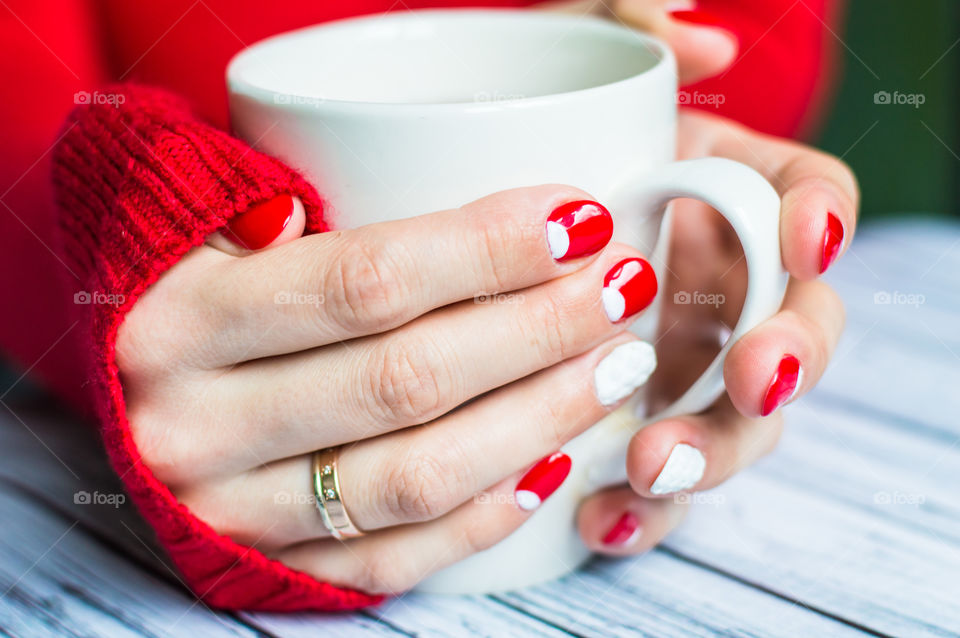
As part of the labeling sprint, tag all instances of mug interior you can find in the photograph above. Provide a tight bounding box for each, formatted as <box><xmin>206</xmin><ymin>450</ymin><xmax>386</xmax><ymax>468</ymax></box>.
<box><xmin>229</xmin><ymin>10</ymin><xmax>667</xmax><ymax>105</ymax></box>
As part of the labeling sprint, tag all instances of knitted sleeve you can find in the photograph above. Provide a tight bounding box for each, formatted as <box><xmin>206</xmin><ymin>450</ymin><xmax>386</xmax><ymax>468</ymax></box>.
<box><xmin>51</xmin><ymin>83</ymin><xmax>382</xmax><ymax>611</ymax></box>
<box><xmin>691</xmin><ymin>0</ymin><xmax>841</xmax><ymax>139</ymax></box>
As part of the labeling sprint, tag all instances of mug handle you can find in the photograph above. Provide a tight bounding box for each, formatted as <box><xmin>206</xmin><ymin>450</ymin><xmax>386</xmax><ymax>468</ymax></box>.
<box><xmin>582</xmin><ymin>157</ymin><xmax>788</xmax><ymax>490</ymax></box>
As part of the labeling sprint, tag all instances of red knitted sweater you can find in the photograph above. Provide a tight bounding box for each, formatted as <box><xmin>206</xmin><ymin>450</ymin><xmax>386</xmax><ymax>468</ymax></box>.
<box><xmin>1</xmin><ymin>0</ymin><xmax>838</xmax><ymax>612</ymax></box>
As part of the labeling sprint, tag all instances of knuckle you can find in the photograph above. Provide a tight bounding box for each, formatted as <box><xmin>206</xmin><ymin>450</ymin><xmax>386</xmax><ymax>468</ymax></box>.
<box><xmin>325</xmin><ymin>235</ymin><xmax>415</xmax><ymax>332</ymax></box>
<box><xmin>383</xmin><ymin>446</ymin><xmax>462</xmax><ymax>522</ymax></box>
<box><xmin>470</xmin><ymin>212</ymin><xmax>517</xmax><ymax>293</ymax></box>
<box><xmin>536</xmin><ymin>389</ymin><xmax>578</xmax><ymax>449</ymax></box>
<box><xmin>465</xmin><ymin>184</ymin><xmax>595</xmax><ymax>287</ymax></box>
<box><xmin>370</xmin><ymin>338</ymin><xmax>449</xmax><ymax>424</ymax></box>
<box><xmin>526</xmin><ymin>293</ymin><xmax>575</xmax><ymax>363</ymax></box>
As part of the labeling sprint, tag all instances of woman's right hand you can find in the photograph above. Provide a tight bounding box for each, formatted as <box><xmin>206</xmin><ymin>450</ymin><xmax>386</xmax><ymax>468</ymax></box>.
<box><xmin>116</xmin><ymin>184</ymin><xmax>665</xmax><ymax>594</ymax></box>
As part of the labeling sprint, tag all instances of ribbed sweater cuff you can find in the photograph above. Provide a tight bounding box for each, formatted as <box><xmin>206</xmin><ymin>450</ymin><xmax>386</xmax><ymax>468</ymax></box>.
<box><xmin>51</xmin><ymin>84</ymin><xmax>381</xmax><ymax>611</ymax></box>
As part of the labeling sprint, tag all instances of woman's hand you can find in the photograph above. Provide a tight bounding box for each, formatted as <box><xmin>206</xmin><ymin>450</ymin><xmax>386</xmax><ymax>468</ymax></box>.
<box><xmin>576</xmin><ymin>109</ymin><xmax>857</xmax><ymax>555</ymax></box>
<box><xmin>117</xmin><ymin>186</ymin><xmax>662</xmax><ymax>594</ymax></box>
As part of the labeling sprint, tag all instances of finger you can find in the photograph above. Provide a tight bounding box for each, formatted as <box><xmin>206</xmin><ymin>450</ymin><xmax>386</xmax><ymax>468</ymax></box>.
<box><xmin>272</xmin><ymin>476</ymin><xmax>529</xmax><ymax>595</ymax></box>
<box><xmin>723</xmin><ymin>278</ymin><xmax>844</xmax><ymax>418</ymax></box>
<box><xmin>215</xmin><ymin>245</ymin><xmax>657</xmax><ymax>466</ymax></box>
<box><xmin>625</xmin><ymin>397</ymin><xmax>781</xmax><ymax>498</ymax></box>
<box><xmin>206</xmin><ymin>194</ymin><xmax>306</xmax><ymax>255</ymax></box>
<box><xmin>613</xmin><ymin>1</ymin><xmax>739</xmax><ymax>85</ymax></box>
<box><xmin>179</xmin><ymin>185</ymin><xmax>614</xmax><ymax>367</ymax></box>
<box><xmin>199</xmin><ymin>333</ymin><xmax>655</xmax><ymax>544</ymax></box>
<box><xmin>677</xmin><ymin>110</ymin><xmax>860</xmax><ymax>280</ymax></box>
<box><xmin>577</xmin><ymin>485</ymin><xmax>688</xmax><ymax>555</ymax></box>
<box><xmin>625</xmin><ymin>279</ymin><xmax>844</xmax><ymax>498</ymax></box>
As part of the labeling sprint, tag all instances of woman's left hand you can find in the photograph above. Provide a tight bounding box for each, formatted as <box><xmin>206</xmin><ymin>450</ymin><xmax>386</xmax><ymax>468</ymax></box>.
<box><xmin>577</xmin><ymin>108</ymin><xmax>857</xmax><ymax>553</ymax></box>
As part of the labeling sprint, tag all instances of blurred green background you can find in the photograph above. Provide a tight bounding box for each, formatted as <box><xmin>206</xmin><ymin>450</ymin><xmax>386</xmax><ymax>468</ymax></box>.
<box><xmin>817</xmin><ymin>0</ymin><xmax>959</xmax><ymax>218</ymax></box>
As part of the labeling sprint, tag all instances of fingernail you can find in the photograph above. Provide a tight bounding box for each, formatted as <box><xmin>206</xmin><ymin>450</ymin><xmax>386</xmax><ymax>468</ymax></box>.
<box><xmin>602</xmin><ymin>511</ymin><xmax>642</xmax><ymax>546</ymax></box>
<box><xmin>669</xmin><ymin>9</ymin><xmax>727</xmax><ymax>29</ymax></box>
<box><xmin>602</xmin><ymin>257</ymin><xmax>658</xmax><ymax>322</ymax></box>
<box><xmin>546</xmin><ymin>200</ymin><xmax>614</xmax><ymax>262</ymax></box>
<box><xmin>515</xmin><ymin>452</ymin><xmax>571</xmax><ymax>511</ymax></box>
<box><xmin>669</xmin><ymin>9</ymin><xmax>738</xmax><ymax>47</ymax></box>
<box><xmin>224</xmin><ymin>193</ymin><xmax>294</xmax><ymax>250</ymax></box>
<box><xmin>650</xmin><ymin>443</ymin><xmax>706</xmax><ymax>495</ymax></box>
<box><xmin>819</xmin><ymin>212</ymin><xmax>844</xmax><ymax>274</ymax></box>
<box><xmin>760</xmin><ymin>354</ymin><xmax>803</xmax><ymax>416</ymax></box>
<box><xmin>594</xmin><ymin>341</ymin><xmax>658</xmax><ymax>406</ymax></box>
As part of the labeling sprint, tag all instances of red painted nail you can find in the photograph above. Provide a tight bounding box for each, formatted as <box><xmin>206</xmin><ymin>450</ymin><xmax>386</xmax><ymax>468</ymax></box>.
<box><xmin>545</xmin><ymin>200</ymin><xmax>614</xmax><ymax>262</ymax></box>
<box><xmin>602</xmin><ymin>511</ymin><xmax>641</xmax><ymax>546</ymax></box>
<box><xmin>224</xmin><ymin>193</ymin><xmax>294</xmax><ymax>250</ymax></box>
<box><xmin>602</xmin><ymin>258</ymin><xmax>658</xmax><ymax>322</ymax></box>
<box><xmin>760</xmin><ymin>354</ymin><xmax>802</xmax><ymax>416</ymax></box>
<box><xmin>515</xmin><ymin>452</ymin><xmax>572</xmax><ymax>511</ymax></box>
<box><xmin>669</xmin><ymin>9</ymin><xmax>728</xmax><ymax>29</ymax></box>
<box><xmin>819</xmin><ymin>212</ymin><xmax>844</xmax><ymax>274</ymax></box>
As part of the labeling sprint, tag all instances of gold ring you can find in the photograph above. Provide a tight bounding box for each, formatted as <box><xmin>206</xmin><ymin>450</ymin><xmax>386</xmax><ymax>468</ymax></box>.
<box><xmin>312</xmin><ymin>448</ymin><xmax>364</xmax><ymax>540</ymax></box>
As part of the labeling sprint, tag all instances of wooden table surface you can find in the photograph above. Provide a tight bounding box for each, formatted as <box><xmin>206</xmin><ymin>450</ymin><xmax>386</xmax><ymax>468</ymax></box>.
<box><xmin>2</xmin><ymin>219</ymin><xmax>959</xmax><ymax>638</ymax></box>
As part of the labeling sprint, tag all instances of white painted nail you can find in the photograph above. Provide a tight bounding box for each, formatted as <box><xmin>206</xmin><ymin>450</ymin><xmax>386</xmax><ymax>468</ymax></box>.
<box><xmin>650</xmin><ymin>443</ymin><xmax>706</xmax><ymax>495</ymax></box>
<box><xmin>601</xmin><ymin>287</ymin><xmax>626</xmax><ymax>322</ymax></box>
<box><xmin>545</xmin><ymin>220</ymin><xmax>570</xmax><ymax>260</ymax></box>
<box><xmin>594</xmin><ymin>341</ymin><xmax>658</xmax><ymax>407</ymax></box>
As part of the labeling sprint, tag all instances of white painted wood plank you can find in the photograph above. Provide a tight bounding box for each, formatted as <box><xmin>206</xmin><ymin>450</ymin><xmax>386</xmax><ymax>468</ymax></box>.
<box><xmin>371</xmin><ymin>594</ymin><xmax>575</xmax><ymax>638</ymax></box>
<box><xmin>764</xmin><ymin>399</ymin><xmax>960</xmax><ymax>544</ymax></box>
<box><xmin>496</xmin><ymin>550</ymin><xmax>872</xmax><ymax>637</ymax></box>
<box><xmin>0</xmin><ymin>487</ymin><xmax>261</xmax><ymax>638</ymax></box>
<box><xmin>662</xmin><ymin>471</ymin><xmax>960</xmax><ymax>637</ymax></box>
<box><xmin>0</xmin><ymin>403</ymin><xmax>163</xmax><ymax>572</ymax></box>
<box><xmin>248</xmin><ymin>594</ymin><xmax>575</xmax><ymax>638</ymax></box>
<box><xmin>240</xmin><ymin>610</ymin><xmax>409</xmax><ymax>638</ymax></box>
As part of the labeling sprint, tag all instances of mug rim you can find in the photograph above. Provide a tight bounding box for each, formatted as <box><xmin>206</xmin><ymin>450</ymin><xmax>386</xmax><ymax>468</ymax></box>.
<box><xmin>226</xmin><ymin>9</ymin><xmax>677</xmax><ymax>113</ymax></box>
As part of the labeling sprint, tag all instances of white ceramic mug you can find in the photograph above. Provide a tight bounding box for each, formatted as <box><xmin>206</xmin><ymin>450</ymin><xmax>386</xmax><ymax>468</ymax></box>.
<box><xmin>227</xmin><ymin>9</ymin><xmax>788</xmax><ymax>594</ymax></box>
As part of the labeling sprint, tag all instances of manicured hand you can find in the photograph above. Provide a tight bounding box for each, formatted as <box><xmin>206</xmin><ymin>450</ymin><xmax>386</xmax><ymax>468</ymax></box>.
<box><xmin>118</xmin><ymin>186</ymin><xmax>662</xmax><ymax>593</ymax></box>
<box><xmin>576</xmin><ymin>109</ymin><xmax>856</xmax><ymax>555</ymax></box>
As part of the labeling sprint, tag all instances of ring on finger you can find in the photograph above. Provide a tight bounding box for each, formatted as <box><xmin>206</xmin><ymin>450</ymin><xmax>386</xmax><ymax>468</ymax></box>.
<box><xmin>312</xmin><ymin>447</ymin><xmax>364</xmax><ymax>540</ymax></box>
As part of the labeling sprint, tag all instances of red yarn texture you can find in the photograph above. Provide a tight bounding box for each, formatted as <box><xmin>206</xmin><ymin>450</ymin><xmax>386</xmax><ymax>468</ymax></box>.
<box><xmin>51</xmin><ymin>85</ymin><xmax>381</xmax><ymax>611</ymax></box>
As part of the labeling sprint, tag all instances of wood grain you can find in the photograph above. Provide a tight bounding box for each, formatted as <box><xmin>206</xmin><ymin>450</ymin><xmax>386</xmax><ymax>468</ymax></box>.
<box><xmin>2</xmin><ymin>220</ymin><xmax>959</xmax><ymax>637</ymax></box>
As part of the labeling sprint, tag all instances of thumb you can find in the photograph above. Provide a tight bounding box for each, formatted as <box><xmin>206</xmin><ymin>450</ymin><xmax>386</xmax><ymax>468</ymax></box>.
<box><xmin>207</xmin><ymin>194</ymin><xmax>306</xmax><ymax>256</ymax></box>
<box><xmin>614</xmin><ymin>2</ymin><xmax>739</xmax><ymax>85</ymax></box>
